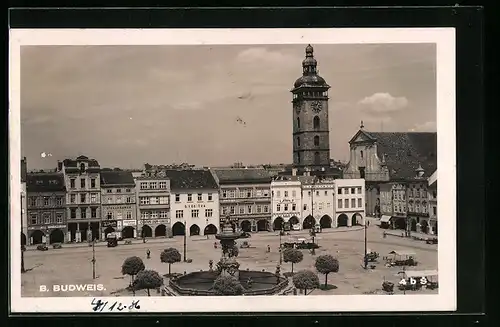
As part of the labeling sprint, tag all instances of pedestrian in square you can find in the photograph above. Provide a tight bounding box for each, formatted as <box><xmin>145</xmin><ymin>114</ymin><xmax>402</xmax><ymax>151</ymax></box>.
<box><xmin>267</xmin><ymin>245</ymin><xmax>271</xmax><ymax>253</ymax></box>
<box><xmin>146</xmin><ymin>249</ymin><xmax>151</xmax><ymax>259</ymax></box>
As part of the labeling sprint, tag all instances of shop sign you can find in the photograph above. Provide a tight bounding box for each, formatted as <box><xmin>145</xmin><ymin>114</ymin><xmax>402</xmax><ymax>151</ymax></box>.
<box><xmin>102</xmin><ymin>220</ymin><xmax>118</xmax><ymax>228</ymax></box>
<box><xmin>185</xmin><ymin>204</ymin><xmax>206</xmax><ymax>209</ymax></box>
<box><xmin>122</xmin><ymin>219</ymin><xmax>137</xmax><ymax>227</ymax></box>
<box><xmin>48</xmin><ymin>225</ymin><xmax>66</xmax><ymax>229</ymax></box>
<box><xmin>141</xmin><ymin>219</ymin><xmax>170</xmax><ymax>225</ymax></box>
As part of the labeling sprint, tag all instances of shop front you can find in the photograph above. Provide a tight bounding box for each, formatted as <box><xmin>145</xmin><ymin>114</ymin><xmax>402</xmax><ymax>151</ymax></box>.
<box><xmin>139</xmin><ymin>218</ymin><xmax>171</xmax><ymax>238</ymax></box>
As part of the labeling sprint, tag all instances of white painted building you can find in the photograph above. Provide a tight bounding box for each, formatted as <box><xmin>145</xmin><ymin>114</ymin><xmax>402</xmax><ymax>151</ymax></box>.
<box><xmin>300</xmin><ymin>176</ymin><xmax>336</xmax><ymax>229</ymax></box>
<box><xmin>163</xmin><ymin>169</ymin><xmax>220</xmax><ymax>237</ymax></box>
<box><xmin>270</xmin><ymin>175</ymin><xmax>302</xmax><ymax>230</ymax></box>
<box><xmin>334</xmin><ymin>178</ymin><xmax>366</xmax><ymax>227</ymax></box>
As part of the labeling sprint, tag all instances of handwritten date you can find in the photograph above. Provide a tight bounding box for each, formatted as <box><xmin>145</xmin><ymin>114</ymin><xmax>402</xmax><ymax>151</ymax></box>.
<box><xmin>91</xmin><ymin>298</ymin><xmax>141</xmax><ymax>312</ymax></box>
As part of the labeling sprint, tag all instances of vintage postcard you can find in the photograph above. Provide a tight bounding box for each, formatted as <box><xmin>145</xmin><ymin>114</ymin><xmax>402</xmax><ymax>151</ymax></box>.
<box><xmin>9</xmin><ymin>28</ymin><xmax>456</xmax><ymax>313</ymax></box>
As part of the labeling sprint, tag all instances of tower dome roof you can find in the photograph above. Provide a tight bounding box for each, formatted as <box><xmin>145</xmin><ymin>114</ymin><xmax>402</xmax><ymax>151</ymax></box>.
<box><xmin>293</xmin><ymin>44</ymin><xmax>329</xmax><ymax>89</ymax></box>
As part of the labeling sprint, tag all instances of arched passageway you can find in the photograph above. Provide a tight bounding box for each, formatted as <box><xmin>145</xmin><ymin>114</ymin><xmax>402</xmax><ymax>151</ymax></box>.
<box><xmin>273</xmin><ymin>217</ymin><xmax>284</xmax><ymax>231</ymax></box>
<box><xmin>320</xmin><ymin>215</ymin><xmax>332</xmax><ymax>228</ymax></box>
<box><xmin>155</xmin><ymin>224</ymin><xmax>167</xmax><ymax>237</ymax></box>
<box><xmin>21</xmin><ymin>232</ymin><xmax>27</xmax><ymax>246</ymax></box>
<box><xmin>172</xmin><ymin>222</ymin><xmax>185</xmax><ymax>236</ymax></box>
<box><xmin>190</xmin><ymin>224</ymin><xmax>200</xmax><ymax>236</ymax></box>
<box><xmin>351</xmin><ymin>213</ymin><xmax>363</xmax><ymax>226</ymax></box>
<box><xmin>122</xmin><ymin>226</ymin><xmax>135</xmax><ymax>239</ymax></box>
<box><xmin>394</xmin><ymin>218</ymin><xmax>406</xmax><ymax>230</ymax></box>
<box><xmin>302</xmin><ymin>215</ymin><xmax>315</xmax><ymax>230</ymax></box>
<box><xmin>49</xmin><ymin>229</ymin><xmax>65</xmax><ymax>244</ymax></box>
<box><xmin>30</xmin><ymin>230</ymin><xmax>44</xmax><ymax>245</ymax></box>
<box><xmin>257</xmin><ymin>220</ymin><xmax>269</xmax><ymax>232</ymax></box>
<box><xmin>104</xmin><ymin>226</ymin><xmax>115</xmax><ymax>237</ymax></box>
<box><xmin>241</xmin><ymin>220</ymin><xmax>251</xmax><ymax>232</ymax></box>
<box><xmin>337</xmin><ymin>214</ymin><xmax>348</xmax><ymax>227</ymax></box>
<box><xmin>204</xmin><ymin>224</ymin><xmax>217</xmax><ymax>235</ymax></box>
<box><xmin>141</xmin><ymin>225</ymin><xmax>153</xmax><ymax>238</ymax></box>
<box><xmin>289</xmin><ymin>216</ymin><xmax>299</xmax><ymax>226</ymax></box>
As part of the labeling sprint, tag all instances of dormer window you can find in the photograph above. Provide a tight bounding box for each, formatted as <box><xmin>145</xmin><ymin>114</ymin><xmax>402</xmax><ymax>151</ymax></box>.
<box><xmin>80</xmin><ymin>163</ymin><xmax>86</xmax><ymax>172</ymax></box>
<box><xmin>360</xmin><ymin>150</ymin><xmax>364</xmax><ymax>159</ymax></box>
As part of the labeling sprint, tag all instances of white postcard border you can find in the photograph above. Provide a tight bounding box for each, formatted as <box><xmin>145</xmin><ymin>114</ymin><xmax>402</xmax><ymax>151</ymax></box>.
<box><xmin>9</xmin><ymin>28</ymin><xmax>456</xmax><ymax>313</ymax></box>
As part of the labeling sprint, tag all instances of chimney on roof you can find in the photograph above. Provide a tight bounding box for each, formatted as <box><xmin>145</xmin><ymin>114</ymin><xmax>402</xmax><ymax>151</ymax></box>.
<box><xmin>415</xmin><ymin>164</ymin><xmax>425</xmax><ymax>178</ymax></box>
<box><xmin>57</xmin><ymin>160</ymin><xmax>63</xmax><ymax>172</ymax></box>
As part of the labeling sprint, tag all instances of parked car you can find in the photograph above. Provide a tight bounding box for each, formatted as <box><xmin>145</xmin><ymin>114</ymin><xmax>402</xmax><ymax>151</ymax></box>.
<box><xmin>36</xmin><ymin>244</ymin><xmax>48</xmax><ymax>251</ymax></box>
<box><xmin>106</xmin><ymin>233</ymin><xmax>118</xmax><ymax>247</ymax></box>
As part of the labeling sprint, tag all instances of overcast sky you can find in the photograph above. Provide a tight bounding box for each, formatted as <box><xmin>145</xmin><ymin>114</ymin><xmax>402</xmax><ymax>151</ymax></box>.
<box><xmin>21</xmin><ymin>43</ymin><xmax>436</xmax><ymax>170</ymax></box>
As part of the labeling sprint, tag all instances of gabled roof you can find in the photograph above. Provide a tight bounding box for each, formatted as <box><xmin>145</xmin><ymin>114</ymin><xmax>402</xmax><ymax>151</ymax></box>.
<box><xmin>348</xmin><ymin>129</ymin><xmax>377</xmax><ymax>144</ymax></box>
<box><xmin>63</xmin><ymin>157</ymin><xmax>100</xmax><ymax>168</ymax></box>
<box><xmin>100</xmin><ymin>170</ymin><xmax>135</xmax><ymax>186</ymax></box>
<box><xmin>213</xmin><ymin>168</ymin><xmax>278</xmax><ymax>184</ymax></box>
<box><xmin>364</xmin><ymin>131</ymin><xmax>437</xmax><ymax>181</ymax></box>
<box><xmin>163</xmin><ymin>169</ymin><xmax>218</xmax><ymax>190</ymax></box>
<box><xmin>26</xmin><ymin>173</ymin><xmax>66</xmax><ymax>193</ymax></box>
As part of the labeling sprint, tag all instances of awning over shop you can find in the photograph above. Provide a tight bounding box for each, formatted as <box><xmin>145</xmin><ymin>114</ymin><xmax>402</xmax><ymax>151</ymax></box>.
<box><xmin>380</xmin><ymin>215</ymin><xmax>392</xmax><ymax>223</ymax></box>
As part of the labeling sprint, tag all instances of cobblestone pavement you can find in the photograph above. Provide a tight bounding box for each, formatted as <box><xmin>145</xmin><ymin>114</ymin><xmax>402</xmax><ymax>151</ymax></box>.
<box><xmin>20</xmin><ymin>224</ymin><xmax>438</xmax><ymax>297</ymax></box>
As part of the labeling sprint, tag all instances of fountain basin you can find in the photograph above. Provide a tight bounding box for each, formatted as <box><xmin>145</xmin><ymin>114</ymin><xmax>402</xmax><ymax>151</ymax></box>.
<box><xmin>169</xmin><ymin>270</ymin><xmax>289</xmax><ymax>296</ymax></box>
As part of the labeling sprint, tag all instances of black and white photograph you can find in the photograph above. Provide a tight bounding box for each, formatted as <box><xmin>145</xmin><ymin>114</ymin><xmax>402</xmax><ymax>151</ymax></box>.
<box><xmin>9</xmin><ymin>28</ymin><xmax>456</xmax><ymax>313</ymax></box>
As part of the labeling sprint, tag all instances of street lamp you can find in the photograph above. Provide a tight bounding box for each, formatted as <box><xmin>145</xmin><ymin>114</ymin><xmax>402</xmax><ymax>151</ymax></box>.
<box><xmin>91</xmin><ymin>238</ymin><xmax>96</xmax><ymax>279</ymax></box>
<box><xmin>183</xmin><ymin>220</ymin><xmax>187</xmax><ymax>262</ymax></box>
<box><xmin>363</xmin><ymin>217</ymin><xmax>368</xmax><ymax>270</ymax></box>
<box><xmin>279</xmin><ymin>225</ymin><xmax>284</xmax><ymax>265</ymax></box>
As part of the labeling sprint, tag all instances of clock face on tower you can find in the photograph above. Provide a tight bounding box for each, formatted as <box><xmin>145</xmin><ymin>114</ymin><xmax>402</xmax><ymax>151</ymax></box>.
<box><xmin>294</xmin><ymin>102</ymin><xmax>303</xmax><ymax>114</ymax></box>
<box><xmin>311</xmin><ymin>100</ymin><xmax>322</xmax><ymax>113</ymax></box>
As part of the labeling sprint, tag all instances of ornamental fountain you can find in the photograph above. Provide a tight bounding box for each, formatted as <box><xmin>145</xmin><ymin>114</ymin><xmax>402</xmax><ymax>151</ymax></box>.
<box><xmin>167</xmin><ymin>216</ymin><xmax>291</xmax><ymax>296</ymax></box>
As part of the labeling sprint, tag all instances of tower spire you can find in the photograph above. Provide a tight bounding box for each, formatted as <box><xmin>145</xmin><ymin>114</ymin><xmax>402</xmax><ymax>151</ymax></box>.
<box><xmin>360</xmin><ymin>120</ymin><xmax>365</xmax><ymax>129</ymax></box>
<box><xmin>302</xmin><ymin>44</ymin><xmax>318</xmax><ymax>75</ymax></box>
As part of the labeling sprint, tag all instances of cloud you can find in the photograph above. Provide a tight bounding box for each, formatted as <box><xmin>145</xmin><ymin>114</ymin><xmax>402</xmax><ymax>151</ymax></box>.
<box><xmin>408</xmin><ymin>121</ymin><xmax>436</xmax><ymax>132</ymax></box>
<box><xmin>358</xmin><ymin>92</ymin><xmax>409</xmax><ymax>114</ymax></box>
<box><xmin>236</xmin><ymin>47</ymin><xmax>295</xmax><ymax>64</ymax></box>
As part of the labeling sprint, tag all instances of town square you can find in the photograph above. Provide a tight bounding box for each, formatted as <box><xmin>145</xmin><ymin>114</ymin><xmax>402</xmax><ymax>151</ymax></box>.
<box><xmin>18</xmin><ymin>42</ymin><xmax>439</xmax><ymax>297</ymax></box>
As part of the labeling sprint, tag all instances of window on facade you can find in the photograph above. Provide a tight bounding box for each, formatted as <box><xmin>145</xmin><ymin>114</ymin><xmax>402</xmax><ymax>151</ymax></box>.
<box><xmin>160</xmin><ymin>211</ymin><xmax>168</xmax><ymax>218</ymax></box>
<box><xmin>357</xmin><ymin>187</ymin><xmax>362</xmax><ymax>194</ymax></box>
<box><xmin>159</xmin><ymin>197</ymin><xmax>169</xmax><ymax>204</ymax></box>
<box><xmin>276</xmin><ymin>191</ymin><xmax>281</xmax><ymax>197</ymax></box>
<box><xmin>149</xmin><ymin>182</ymin><xmax>157</xmax><ymax>189</ymax></box>
<box><xmin>104</xmin><ymin>211</ymin><xmax>111</xmax><ymax>219</ymax></box>
<box><xmin>90</xmin><ymin>178</ymin><xmax>96</xmax><ymax>188</ymax></box>
<box><xmin>205</xmin><ymin>193</ymin><xmax>212</xmax><ymax>201</ymax></box>
<box><xmin>263</xmin><ymin>205</ymin><xmax>269</xmax><ymax>213</ymax></box>
<box><xmin>56</xmin><ymin>213</ymin><xmax>63</xmax><ymax>223</ymax></box>
<box><xmin>140</xmin><ymin>197</ymin><xmax>150</xmax><ymax>205</ymax></box>
<box><xmin>297</xmin><ymin>137</ymin><xmax>300</xmax><ymax>147</ymax></box>
<box><xmin>43</xmin><ymin>213</ymin><xmax>51</xmax><ymax>224</ymax></box>
<box><xmin>239</xmin><ymin>190</ymin><xmax>245</xmax><ymax>198</ymax></box>
<box><xmin>292</xmin><ymin>204</ymin><xmax>296</xmax><ymax>211</ymax></box>
<box><xmin>70</xmin><ymin>209</ymin><xmax>76</xmax><ymax>219</ymax></box>
<box><xmin>256</xmin><ymin>205</ymin><xmax>262</xmax><ymax>213</ymax></box>
<box><xmin>303</xmin><ymin>204</ymin><xmax>307</xmax><ymax>211</ymax></box>
<box><xmin>222</xmin><ymin>190</ymin><xmax>227</xmax><ymax>198</ymax></box>
<box><xmin>313</xmin><ymin>116</ymin><xmax>320</xmax><ymax>129</ymax></box>
<box><xmin>359</xmin><ymin>167</ymin><xmax>366</xmax><ymax>179</ymax></box>
<box><xmin>159</xmin><ymin>182</ymin><xmax>167</xmax><ymax>189</ymax></box>
<box><xmin>127</xmin><ymin>211</ymin><xmax>132</xmax><ymax>219</ymax></box>
<box><xmin>222</xmin><ymin>207</ymin><xmax>228</xmax><ymax>215</ymax></box>
<box><xmin>276</xmin><ymin>204</ymin><xmax>281</xmax><ymax>212</ymax></box>
<box><xmin>311</xmin><ymin>152</ymin><xmax>322</xmax><ymax>168</ymax></box>
<box><xmin>91</xmin><ymin>193</ymin><xmax>97</xmax><ymax>203</ymax></box>
<box><xmin>433</xmin><ymin>207</ymin><xmax>437</xmax><ymax>215</ymax></box>
<box><xmin>149</xmin><ymin>197</ymin><xmax>158</xmax><ymax>205</ymax></box>
<box><xmin>187</xmin><ymin>194</ymin><xmax>192</xmax><ymax>202</ymax></box>
<box><xmin>116</xmin><ymin>188</ymin><xmax>121</xmax><ymax>193</ymax></box>
<box><xmin>245</xmin><ymin>190</ymin><xmax>251</xmax><ymax>198</ymax></box>
<box><xmin>149</xmin><ymin>211</ymin><xmax>157</xmax><ymax>219</ymax></box>
<box><xmin>239</xmin><ymin>206</ymin><xmax>245</xmax><ymax>214</ymax></box>
<box><xmin>318</xmin><ymin>203</ymin><xmax>323</xmax><ymax>210</ymax></box>
<box><xmin>29</xmin><ymin>197</ymin><xmax>36</xmax><ymax>207</ymax></box>
<box><xmin>316</xmin><ymin>191</ymin><xmax>319</xmax><ymax>196</ymax></box>
<box><xmin>197</xmin><ymin>193</ymin><xmax>203</xmax><ymax>201</ymax></box>
<box><xmin>292</xmin><ymin>190</ymin><xmax>296</xmax><ymax>198</ymax></box>
<box><xmin>337</xmin><ymin>188</ymin><xmax>342</xmax><ymax>195</ymax></box>
<box><xmin>70</xmin><ymin>179</ymin><xmax>76</xmax><ymax>189</ymax></box>
<box><xmin>230</xmin><ymin>206</ymin><xmax>235</xmax><ymax>214</ymax></box>
<box><xmin>116</xmin><ymin>197</ymin><xmax>122</xmax><ymax>204</ymax></box>
<box><xmin>116</xmin><ymin>212</ymin><xmax>123</xmax><ymax>220</ymax></box>
<box><xmin>263</xmin><ymin>190</ymin><xmax>269</xmax><ymax>197</ymax></box>
<box><xmin>176</xmin><ymin>210</ymin><xmax>183</xmax><ymax>219</ymax></box>
<box><xmin>56</xmin><ymin>196</ymin><xmax>63</xmax><ymax>206</ymax></box>
<box><xmin>360</xmin><ymin>150</ymin><xmax>364</xmax><ymax>159</ymax></box>
<box><xmin>80</xmin><ymin>178</ymin><xmax>86</xmax><ymax>188</ymax></box>
<box><xmin>141</xmin><ymin>211</ymin><xmax>149</xmax><ymax>219</ymax></box>
<box><xmin>284</xmin><ymin>204</ymin><xmax>289</xmax><ymax>211</ymax></box>
<box><xmin>205</xmin><ymin>209</ymin><xmax>213</xmax><ymax>218</ymax></box>
<box><xmin>30</xmin><ymin>214</ymin><xmax>38</xmax><ymax>225</ymax></box>
<box><xmin>126</xmin><ymin>188</ymin><xmax>131</xmax><ymax>193</ymax></box>
<box><xmin>80</xmin><ymin>194</ymin><xmax>86</xmax><ymax>204</ymax></box>
<box><xmin>314</xmin><ymin>135</ymin><xmax>320</xmax><ymax>146</ymax></box>
<box><xmin>297</xmin><ymin>117</ymin><xmax>300</xmax><ymax>129</ymax></box>
<box><xmin>297</xmin><ymin>152</ymin><xmax>301</xmax><ymax>164</ymax></box>
<box><xmin>284</xmin><ymin>191</ymin><xmax>288</xmax><ymax>197</ymax></box>
<box><xmin>91</xmin><ymin>208</ymin><xmax>97</xmax><ymax>218</ymax></box>
<box><xmin>191</xmin><ymin>209</ymin><xmax>199</xmax><ymax>218</ymax></box>
<box><xmin>81</xmin><ymin>208</ymin><xmax>87</xmax><ymax>219</ymax></box>
<box><xmin>44</xmin><ymin>197</ymin><xmax>50</xmax><ymax>206</ymax></box>
<box><xmin>175</xmin><ymin>194</ymin><xmax>180</xmax><ymax>202</ymax></box>
<box><xmin>140</xmin><ymin>182</ymin><xmax>147</xmax><ymax>190</ymax></box>
<box><xmin>344</xmin><ymin>199</ymin><xmax>349</xmax><ymax>208</ymax></box>
<box><xmin>126</xmin><ymin>197</ymin><xmax>132</xmax><ymax>203</ymax></box>
<box><xmin>351</xmin><ymin>188</ymin><xmax>355</xmax><ymax>194</ymax></box>
<box><xmin>247</xmin><ymin>205</ymin><xmax>252</xmax><ymax>214</ymax></box>
<box><xmin>358</xmin><ymin>198</ymin><xmax>362</xmax><ymax>207</ymax></box>
<box><xmin>107</xmin><ymin>189</ymin><xmax>112</xmax><ymax>193</ymax></box>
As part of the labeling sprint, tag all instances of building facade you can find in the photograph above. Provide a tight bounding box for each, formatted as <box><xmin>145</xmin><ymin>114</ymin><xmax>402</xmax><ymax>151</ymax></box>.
<box><xmin>428</xmin><ymin>170</ymin><xmax>438</xmax><ymax>235</ymax></box>
<box><xmin>26</xmin><ymin>173</ymin><xmax>66</xmax><ymax>245</ymax></box>
<box><xmin>291</xmin><ymin>44</ymin><xmax>331</xmax><ymax>172</ymax></box>
<box><xmin>334</xmin><ymin>178</ymin><xmax>366</xmax><ymax>227</ymax></box>
<box><xmin>213</xmin><ymin>168</ymin><xmax>276</xmax><ymax>233</ymax></box>
<box><xmin>100</xmin><ymin>170</ymin><xmax>137</xmax><ymax>239</ymax></box>
<box><xmin>406</xmin><ymin>166</ymin><xmax>431</xmax><ymax>234</ymax></box>
<box><xmin>300</xmin><ymin>175</ymin><xmax>336</xmax><ymax>230</ymax></box>
<box><xmin>135</xmin><ymin>172</ymin><xmax>171</xmax><ymax>239</ymax></box>
<box><xmin>343</xmin><ymin>126</ymin><xmax>437</xmax><ymax>217</ymax></box>
<box><xmin>164</xmin><ymin>169</ymin><xmax>220</xmax><ymax>237</ymax></box>
<box><xmin>58</xmin><ymin>156</ymin><xmax>101</xmax><ymax>242</ymax></box>
<box><xmin>271</xmin><ymin>175</ymin><xmax>303</xmax><ymax>230</ymax></box>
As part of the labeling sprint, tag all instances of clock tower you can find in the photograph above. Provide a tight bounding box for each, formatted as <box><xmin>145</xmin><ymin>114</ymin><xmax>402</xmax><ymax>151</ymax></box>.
<box><xmin>291</xmin><ymin>44</ymin><xmax>331</xmax><ymax>171</ymax></box>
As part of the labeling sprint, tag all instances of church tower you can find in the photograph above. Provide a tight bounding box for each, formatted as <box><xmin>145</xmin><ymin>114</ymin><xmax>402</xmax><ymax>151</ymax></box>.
<box><xmin>291</xmin><ymin>44</ymin><xmax>331</xmax><ymax>171</ymax></box>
